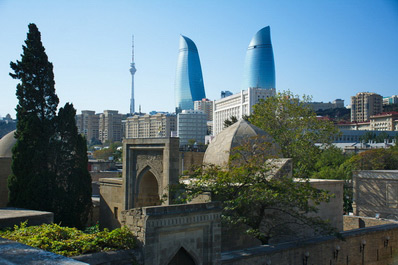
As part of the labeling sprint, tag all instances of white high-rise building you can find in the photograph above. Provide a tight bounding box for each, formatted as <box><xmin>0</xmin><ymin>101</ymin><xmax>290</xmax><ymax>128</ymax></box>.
<box><xmin>213</xmin><ymin>87</ymin><xmax>275</xmax><ymax>135</ymax></box>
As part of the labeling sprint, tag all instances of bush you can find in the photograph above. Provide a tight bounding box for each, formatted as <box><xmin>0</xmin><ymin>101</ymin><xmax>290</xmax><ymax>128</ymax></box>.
<box><xmin>0</xmin><ymin>222</ymin><xmax>136</xmax><ymax>257</ymax></box>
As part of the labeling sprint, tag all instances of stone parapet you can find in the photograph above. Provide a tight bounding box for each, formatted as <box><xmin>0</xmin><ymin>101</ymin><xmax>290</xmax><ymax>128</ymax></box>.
<box><xmin>222</xmin><ymin>223</ymin><xmax>398</xmax><ymax>265</ymax></box>
<box><xmin>344</xmin><ymin>215</ymin><xmax>398</xmax><ymax>231</ymax></box>
<box><xmin>0</xmin><ymin>208</ymin><xmax>53</xmax><ymax>229</ymax></box>
<box><xmin>0</xmin><ymin>237</ymin><xmax>87</xmax><ymax>264</ymax></box>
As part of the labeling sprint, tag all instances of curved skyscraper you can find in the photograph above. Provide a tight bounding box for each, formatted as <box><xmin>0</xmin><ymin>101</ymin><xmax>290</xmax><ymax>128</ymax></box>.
<box><xmin>175</xmin><ymin>35</ymin><xmax>206</xmax><ymax>112</ymax></box>
<box><xmin>242</xmin><ymin>26</ymin><xmax>275</xmax><ymax>90</ymax></box>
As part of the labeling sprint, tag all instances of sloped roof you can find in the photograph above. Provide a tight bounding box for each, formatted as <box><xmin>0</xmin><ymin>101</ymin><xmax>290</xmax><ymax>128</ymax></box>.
<box><xmin>203</xmin><ymin>120</ymin><xmax>280</xmax><ymax>166</ymax></box>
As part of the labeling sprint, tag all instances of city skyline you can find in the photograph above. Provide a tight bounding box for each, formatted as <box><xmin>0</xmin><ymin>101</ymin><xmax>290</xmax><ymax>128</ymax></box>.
<box><xmin>0</xmin><ymin>0</ymin><xmax>397</xmax><ymax>118</ymax></box>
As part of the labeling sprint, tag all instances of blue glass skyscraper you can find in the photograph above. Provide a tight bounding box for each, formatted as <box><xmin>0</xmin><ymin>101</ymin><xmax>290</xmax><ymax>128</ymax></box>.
<box><xmin>175</xmin><ymin>35</ymin><xmax>206</xmax><ymax>112</ymax></box>
<box><xmin>242</xmin><ymin>26</ymin><xmax>276</xmax><ymax>90</ymax></box>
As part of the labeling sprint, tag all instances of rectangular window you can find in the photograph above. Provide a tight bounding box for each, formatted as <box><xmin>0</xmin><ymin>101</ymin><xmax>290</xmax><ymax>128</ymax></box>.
<box><xmin>114</xmin><ymin>207</ymin><xmax>118</xmax><ymax>219</ymax></box>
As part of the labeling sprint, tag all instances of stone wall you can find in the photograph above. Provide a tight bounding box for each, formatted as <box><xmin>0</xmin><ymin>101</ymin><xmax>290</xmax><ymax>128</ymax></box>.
<box><xmin>99</xmin><ymin>177</ymin><xmax>123</xmax><ymax>229</ymax></box>
<box><xmin>222</xmin><ymin>223</ymin><xmax>398</xmax><ymax>265</ymax></box>
<box><xmin>310</xmin><ymin>179</ymin><xmax>344</xmax><ymax>232</ymax></box>
<box><xmin>344</xmin><ymin>215</ymin><xmax>398</xmax><ymax>231</ymax></box>
<box><xmin>121</xmin><ymin>202</ymin><xmax>222</xmax><ymax>265</ymax></box>
<box><xmin>0</xmin><ymin>209</ymin><xmax>53</xmax><ymax>229</ymax></box>
<box><xmin>91</xmin><ymin>171</ymin><xmax>120</xmax><ymax>182</ymax></box>
<box><xmin>353</xmin><ymin>170</ymin><xmax>398</xmax><ymax>219</ymax></box>
<box><xmin>0</xmin><ymin>157</ymin><xmax>11</xmax><ymax>207</ymax></box>
<box><xmin>179</xmin><ymin>151</ymin><xmax>205</xmax><ymax>174</ymax></box>
<box><xmin>73</xmin><ymin>249</ymin><xmax>143</xmax><ymax>265</ymax></box>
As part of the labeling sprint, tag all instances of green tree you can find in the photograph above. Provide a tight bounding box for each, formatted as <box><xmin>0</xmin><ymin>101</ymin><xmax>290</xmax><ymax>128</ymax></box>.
<box><xmin>177</xmin><ymin>140</ymin><xmax>336</xmax><ymax>244</ymax></box>
<box><xmin>52</xmin><ymin>103</ymin><xmax>92</xmax><ymax>228</ymax></box>
<box><xmin>8</xmin><ymin>23</ymin><xmax>59</xmax><ymax>209</ymax></box>
<box><xmin>8</xmin><ymin>24</ymin><xmax>92</xmax><ymax>228</ymax></box>
<box><xmin>360</xmin><ymin>131</ymin><xmax>376</xmax><ymax>143</ymax></box>
<box><xmin>311</xmin><ymin>146</ymin><xmax>349</xmax><ymax>180</ymax></box>
<box><xmin>249</xmin><ymin>91</ymin><xmax>339</xmax><ymax>178</ymax></box>
<box><xmin>311</xmin><ymin>146</ymin><xmax>353</xmax><ymax>213</ymax></box>
<box><xmin>346</xmin><ymin>148</ymin><xmax>398</xmax><ymax>170</ymax></box>
<box><xmin>93</xmin><ymin>141</ymin><xmax>122</xmax><ymax>162</ymax></box>
<box><xmin>223</xmin><ymin>116</ymin><xmax>238</xmax><ymax>128</ymax></box>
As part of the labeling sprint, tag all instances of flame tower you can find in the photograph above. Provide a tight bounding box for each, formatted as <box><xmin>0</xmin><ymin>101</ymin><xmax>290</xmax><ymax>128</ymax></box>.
<box><xmin>242</xmin><ymin>26</ymin><xmax>275</xmax><ymax>90</ymax></box>
<box><xmin>130</xmin><ymin>35</ymin><xmax>136</xmax><ymax>114</ymax></box>
<box><xmin>174</xmin><ymin>35</ymin><xmax>206</xmax><ymax>112</ymax></box>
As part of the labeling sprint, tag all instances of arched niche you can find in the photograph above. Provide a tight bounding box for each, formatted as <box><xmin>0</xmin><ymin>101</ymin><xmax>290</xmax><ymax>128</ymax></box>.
<box><xmin>136</xmin><ymin>169</ymin><xmax>161</xmax><ymax>207</ymax></box>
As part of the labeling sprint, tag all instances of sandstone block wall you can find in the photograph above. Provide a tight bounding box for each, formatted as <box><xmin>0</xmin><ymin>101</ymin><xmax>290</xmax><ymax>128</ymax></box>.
<box><xmin>344</xmin><ymin>215</ymin><xmax>398</xmax><ymax>231</ymax></box>
<box><xmin>310</xmin><ymin>179</ymin><xmax>344</xmax><ymax>232</ymax></box>
<box><xmin>353</xmin><ymin>170</ymin><xmax>398</xmax><ymax>219</ymax></box>
<box><xmin>179</xmin><ymin>151</ymin><xmax>205</xmax><ymax>174</ymax></box>
<box><xmin>99</xmin><ymin>177</ymin><xmax>123</xmax><ymax>229</ymax></box>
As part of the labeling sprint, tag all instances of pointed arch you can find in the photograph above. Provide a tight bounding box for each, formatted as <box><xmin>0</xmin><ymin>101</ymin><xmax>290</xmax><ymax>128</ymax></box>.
<box><xmin>166</xmin><ymin>247</ymin><xmax>197</xmax><ymax>265</ymax></box>
<box><xmin>135</xmin><ymin>166</ymin><xmax>161</xmax><ymax>207</ymax></box>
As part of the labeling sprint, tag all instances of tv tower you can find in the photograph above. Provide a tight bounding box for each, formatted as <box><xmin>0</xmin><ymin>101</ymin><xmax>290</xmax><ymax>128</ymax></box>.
<box><xmin>129</xmin><ymin>35</ymin><xmax>136</xmax><ymax>114</ymax></box>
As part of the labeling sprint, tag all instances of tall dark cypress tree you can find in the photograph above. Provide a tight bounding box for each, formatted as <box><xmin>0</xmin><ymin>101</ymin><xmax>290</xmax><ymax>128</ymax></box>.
<box><xmin>52</xmin><ymin>103</ymin><xmax>92</xmax><ymax>228</ymax></box>
<box><xmin>9</xmin><ymin>23</ymin><xmax>59</xmax><ymax>210</ymax></box>
<box><xmin>9</xmin><ymin>24</ymin><xmax>92</xmax><ymax>228</ymax></box>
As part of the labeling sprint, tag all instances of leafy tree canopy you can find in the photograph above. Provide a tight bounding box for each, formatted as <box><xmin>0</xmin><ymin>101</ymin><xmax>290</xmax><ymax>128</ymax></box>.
<box><xmin>345</xmin><ymin>147</ymin><xmax>398</xmax><ymax>171</ymax></box>
<box><xmin>249</xmin><ymin>91</ymin><xmax>339</xmax><ymax>178</ymax></box>
<box><xmin>93</xmin><ymin>141</ymin><xmax>122</xmax><ymax>162</ymax></box>
<box><xmin>176</xmin><ymin>139</ymin><xmax>336</xmax><ymax>244</ymax></box>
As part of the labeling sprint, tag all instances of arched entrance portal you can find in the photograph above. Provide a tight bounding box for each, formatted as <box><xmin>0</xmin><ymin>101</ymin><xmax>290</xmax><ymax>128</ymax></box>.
<box><xmin>136</xmin><ymin>170</ymin><xmax>161</xmax><ymax>207</ymax></box>
<box><xmin>167</xmin><ymin>248</ymin><xmax>196</xmax><ymax>265</ymax></box>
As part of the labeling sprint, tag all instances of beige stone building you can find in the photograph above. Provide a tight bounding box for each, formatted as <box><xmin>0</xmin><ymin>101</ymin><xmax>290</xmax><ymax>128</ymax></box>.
<box><xmin>75</xmin><ymin>110</ymin><xmax>100</xmax><ymax>142</ymax></box>
<box><xmin>99</xmin><ymin>110</ymin><xmax>125</xmax><ymax>143</ymax></box>
<box><xmin>194</xmin><ymin>98</ymin><xmax>213</xmax><ymax>121</ymax></box>
<box><xmin>351</xmin><ymin>92</ymin><xmax>383</xmax><ymax>122</ymax></box>
<box><xmin>124</xmin><ymin>113</ymin><xmax>176</xmax><ymax>139</ymax></box>
<box><xmin>336</xmin><ymin>121</ymin><xmax>371</xmax><ymax>131</ymax></box>
<box><xmin>370</xmin><ymin>112</ymin><xmax>398</xmax><ymax>131</ymax></box>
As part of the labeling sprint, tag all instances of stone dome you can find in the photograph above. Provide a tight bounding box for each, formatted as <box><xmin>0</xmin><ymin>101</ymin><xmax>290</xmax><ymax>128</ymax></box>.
<box><xmin>203</xmin><ymin>120</ymin><xmax>280</xmax><ymax>166</ymax></box>
<box><xmin>0</xmin><ymin>130</ymin><xmax>16</xmax><ymax>158</ymax></box>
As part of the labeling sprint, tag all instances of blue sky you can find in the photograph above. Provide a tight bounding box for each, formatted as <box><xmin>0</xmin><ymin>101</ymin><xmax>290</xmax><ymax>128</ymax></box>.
<box><xmin>0</xmin><ymin>0</ymin><xmax>397</xmax><ymax>118</ymax></box>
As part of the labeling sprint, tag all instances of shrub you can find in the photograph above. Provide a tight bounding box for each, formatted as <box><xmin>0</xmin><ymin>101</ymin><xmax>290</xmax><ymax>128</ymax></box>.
<box><xmin>0</xmin><ymin>222</ymin><xmax>136</xmax><ymax>257</ymax></box>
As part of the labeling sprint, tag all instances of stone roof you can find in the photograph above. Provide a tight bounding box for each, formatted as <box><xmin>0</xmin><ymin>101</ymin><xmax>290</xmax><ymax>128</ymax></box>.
<box><xmin>203</xmin><ymin>120</ymin><xmax>280</xmax><ymax>166</ymax></box>
<box><xmin>0</xmin><ymin>130</ymin><xmax>16</xmax><ymax>158</ymax></box>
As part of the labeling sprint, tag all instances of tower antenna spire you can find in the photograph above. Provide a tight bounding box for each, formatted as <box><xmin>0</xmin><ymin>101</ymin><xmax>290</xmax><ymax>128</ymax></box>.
<box><xmin>130</xmin><ymin>35</ymin><xmax>137</xmax><ymax>114</ymax></box>
<box><xmin>132</xmin><ymin>35</ymin><xmax>135</xmax><ymax>63</ymax></box>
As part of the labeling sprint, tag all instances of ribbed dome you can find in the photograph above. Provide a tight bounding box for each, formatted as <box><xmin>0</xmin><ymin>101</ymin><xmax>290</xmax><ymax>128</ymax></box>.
<box><xmin>203</xmin><ymin>120</ymin><xmax>280</xmax><ymax>166</ymax></box>
<box><xmin>0</xmin><ymin>130</ymin><xmax>16</xmax><ymax>158</ymax></box>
